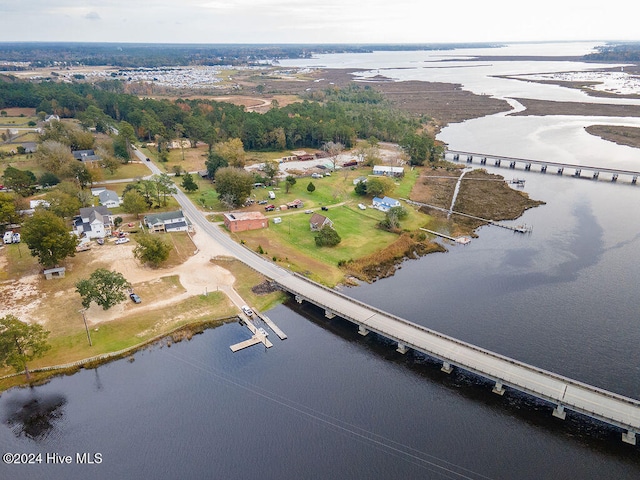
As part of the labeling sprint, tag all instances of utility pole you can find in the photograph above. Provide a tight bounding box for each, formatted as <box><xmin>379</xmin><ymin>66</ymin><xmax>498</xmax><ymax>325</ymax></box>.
<box><xmin>79</xmin><ymin>309</ymin><xmax>92</xmax><ymax>346</ymax></box>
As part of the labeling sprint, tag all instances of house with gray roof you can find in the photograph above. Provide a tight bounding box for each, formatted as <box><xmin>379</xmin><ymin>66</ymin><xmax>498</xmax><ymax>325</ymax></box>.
<box><xmin>144</xmin><ymin>210</ymin><xmax>190</xmax><ymax>233</ymax></box>
<box><xmin>73</xmin><ymin>206</ymin><xmax>113</xmax><ymax>239</ymax></box>
<box><xmin>73</xmin><ymin>149</ymin><xmax>101</xmax><ymax>162</ymax></box>
<box><xmin>98</xmin><ymin>189</ymin><xmax>120</xmax><ymax>208</ymax></box>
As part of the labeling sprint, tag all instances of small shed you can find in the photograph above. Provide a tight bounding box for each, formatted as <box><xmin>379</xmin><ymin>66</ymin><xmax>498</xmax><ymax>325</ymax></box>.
<box><xmin>43</xmin><ymin>267</ymin><xmax>66</xmax><ymax>279</ymax></box>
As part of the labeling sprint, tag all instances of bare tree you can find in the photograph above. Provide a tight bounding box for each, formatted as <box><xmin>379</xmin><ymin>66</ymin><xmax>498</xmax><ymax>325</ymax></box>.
<box><xmin>322</xmin><ymin>141</ymin><xmax>344</xmax><ymax>172</ymax></box>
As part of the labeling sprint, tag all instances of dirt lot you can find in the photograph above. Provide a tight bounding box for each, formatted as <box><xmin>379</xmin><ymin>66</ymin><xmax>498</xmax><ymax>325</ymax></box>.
<box><xmin>0</xmin><ymin>227</ymin><xmax>237</xmax><ymax>329</ymax></box>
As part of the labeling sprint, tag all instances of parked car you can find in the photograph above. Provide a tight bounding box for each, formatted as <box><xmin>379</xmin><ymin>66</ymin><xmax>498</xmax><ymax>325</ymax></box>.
<box><xmin>258</xmin><ymin>200</ymin><xmax>268</xmax><ymax>205</ymax></box>
<box><xmin>96</xmin><ymin>238</ymin><xmax>105</xmax><ymax>245</ymax></box>
<box><xmin>268</xmin><ymin>191</ymin><xmax>276</xmax><ymax>199</ymax></box>
<box><xmin>3</xmin><ymin>231</ymin><xmax>13</xmax><ymax>244</ymax></box>
<box><xmin>115</xmin><ymin>237</ymin><xmax>130</xmax><ymax>244</ymax></box>
<box><xmin>321</xmin><ymin>206</ymin><xmax>329</xmax><ymax>211</ymax></box>
<box><xmin>305</xmin><ymin>209</ymin><xmax>313</xmax><ymax>214</ymax></box>
<box><xmin>241</xmin><ymin>305</ymin><xmax>254</xmax><ymax>317</ymax></box>
<box><xmin>273</xmin><ymin>217</ymin><xmax>282</xmax><ymax>224</ymax></box>
<box><xmin>130</xmin><ymin>293</ymin><xmax>141</xmax><ymax>304</ymax></box>
<box><xmin>264</xmin><ymin>204</ymin><xmax>275</xmax><ymax>211</ymax></box>
<box><xmin>358</xmin><ymin>203</ymin><xmax>366</xmax><ymax>210</ymax></box>
<box><xmin>145</xmin><ymin>157</ymin><xmax>150</xmax><ymax>162</ymax></box>
<box><xmin>311</xmin><ymin>173</ymin><xmax>322</xmax><ymax>179</ymax></box>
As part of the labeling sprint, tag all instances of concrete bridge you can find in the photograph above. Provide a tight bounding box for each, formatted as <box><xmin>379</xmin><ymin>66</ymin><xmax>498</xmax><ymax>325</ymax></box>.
<box><xmin>446</xmin><ymin>149</ymin><xmax>640</xmax><ymax>184</ymax></box>
<box><xmin>135</xmin><ymin>148</ymin><xmax>640</xmax><ymax>446</ymax></box>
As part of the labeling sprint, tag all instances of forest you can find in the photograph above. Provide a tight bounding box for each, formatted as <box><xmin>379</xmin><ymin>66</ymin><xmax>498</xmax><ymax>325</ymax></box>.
<box><xmin>0</xmin><ymin>77</ymin><xmax>423</xmax><ymax>152</ymax></box>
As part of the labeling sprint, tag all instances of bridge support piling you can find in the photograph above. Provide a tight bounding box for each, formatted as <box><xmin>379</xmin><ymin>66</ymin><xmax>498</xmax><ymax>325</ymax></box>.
<box><xmin>295</xmin><ymin>295</ymin><xmax>303</xmax><ymax>304</ymax></box>
<box><xmin>325</xmin><ymin>310</ymin><xmax>335</xmax><ymax>319</ymax></box>
<box><xmin>552</xmin><ymin>404</ymin><xmax>567</xmax><ymax>420</ymax></box>
<box><xmin>557</xmin><ymin>167</ymin><xmax>564</xmax><ymax>175</ymax></box>
<box><xmin>494</xmin><ymin>159</ymin><xmax>501</xmax><ymax>167</ymax></box>
<box><xmin>492</xmin><ymin>381</ymin><xmax>506</xmax><ymax>396</ymax></box>
<box><xmin>441</xmin><ymin>362</ymin><xmax>453</xmax><ymax>374</ymax></box>
<box><xmin>574</xmin><ymin>169</ymin><xmax>581</xmax><ymax>177</ymax></box>
<box><xmin>466</xmin><ymin>155</ymin><xmax>473</xmax><ymax>163</ymax></box>
<box><xmin>525</xmin><ymin>163</ymin><xmax>531</xmax><ymax>171</ymax></box>
<box><xmin>358</xmin><ymin>325</ymin><xmax>369</xmax><ymax>336</ymax></box>
<box><xmin>509</xmin><ymin>161</ymin><xmax>516</xmax><ymax>169</ymax></box>
<box><xmin>481</xmin><ymin>157</ymin><xmax>487</xmax><ymax>165</ymax></box>
<box><xmin>541</xmin><ymin>165</ymin><xmax>547</xmax><ymax>173</ymax></box>
<box><xmin>612</xmin><ymin>173</ymin><xmax>618</xmax><ymax>182</ymax></box>
<box><xmin>396</xmin><ymin>343</ymin><xmax>409</xmax><ymax>354</ymax></box>
<box><xmin>453</xmin><ymin>154</ymin><xmax>459</xmax><ymax>161</ymax></box>
<box><xmin>593</xmin><ymin>171</ymin><xmax>599</xmax><ymax>180</ymax></box>
<box><xmin>622</xmin><ymin>430</ymin><xmax>637</xmax><ymax>445</ymax></box>
<box><xmin>633</xmin><ymin>176</ymin><xmax>638</xmax><ymax>184</ymax></box>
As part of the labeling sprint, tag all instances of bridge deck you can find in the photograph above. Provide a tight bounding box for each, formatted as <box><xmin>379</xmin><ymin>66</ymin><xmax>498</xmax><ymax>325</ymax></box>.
<box><xmin>446</xmin><ymin>149</ymin><xmax>640</xmax><ymax>177</ymax></box>
<box><xmin>275</xmin><ymin>274</ymin><xmax>640</xmax><ymax>437</ymax></box>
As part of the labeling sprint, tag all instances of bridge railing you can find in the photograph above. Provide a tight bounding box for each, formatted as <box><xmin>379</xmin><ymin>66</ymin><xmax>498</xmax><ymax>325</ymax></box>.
<box><xmin>281</xmin><ymin>272</ymin><xmax>640</xmax><ymax>410</ymax></box>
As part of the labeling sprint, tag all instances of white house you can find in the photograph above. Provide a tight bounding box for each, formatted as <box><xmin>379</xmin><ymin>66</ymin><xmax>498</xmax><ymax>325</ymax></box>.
<box><xmin>144</xmin><ymin>210</ymin><xmax>190</xmax><ymax>233</ymax></box>
<box><xmin>373</xmin><ymin>165</ymin><xmax>404</xmax><ymax>177</ymax></box>
<box><xmin>29</xmin><ymin>199</ymin><xmax>50</xmax><ymax>209</ymax></box>
<box><xmin>372</xmin><ymin>196</ymin><xmax>401</xmax><ymax>212</ymax></box>
<box><xmin>73</xmin><ymin>206</ymin><xmax>113</xmax><ymax>239</ymax></box>
<box><xmin>98</xmin><ymin>189</ymin><xmax>121</xmax><ymax>208</ymax></box>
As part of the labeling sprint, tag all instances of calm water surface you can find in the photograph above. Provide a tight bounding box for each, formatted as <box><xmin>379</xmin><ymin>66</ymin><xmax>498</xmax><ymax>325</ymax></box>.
<box><xmin>2</xmin><ymin>44</ymin><xmax>640</xmax><ymax>479</ymax></box>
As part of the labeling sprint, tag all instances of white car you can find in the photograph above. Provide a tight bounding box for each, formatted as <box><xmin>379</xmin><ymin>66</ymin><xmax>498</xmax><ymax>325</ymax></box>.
<box><xmin>358</xmin><ymin>203</ymin><xmax>366</xmax><ymax>210</ymax></box>
<box><xmin>241</xmin><ymin>305</ymin><xmax>254</xmax><ymax>317</ymax></box>
<box><xmin>115</xmin><ymin>237</ymin><xmax>130</xmax><ymax>245</ymax></box>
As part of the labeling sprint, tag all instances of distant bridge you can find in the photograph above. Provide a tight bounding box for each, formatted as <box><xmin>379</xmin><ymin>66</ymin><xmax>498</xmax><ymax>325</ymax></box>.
<box><xmin>445</xmin><ymin>149</ymin><xmax>640</xmax><ymax>183</ymax></box>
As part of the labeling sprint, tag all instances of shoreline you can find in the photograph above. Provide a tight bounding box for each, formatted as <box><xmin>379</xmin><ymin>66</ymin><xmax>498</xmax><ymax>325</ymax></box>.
<box><xmin>0</xmin><ymin>316</ymin><xmax>237</xmax><ymax>393</ymax></box>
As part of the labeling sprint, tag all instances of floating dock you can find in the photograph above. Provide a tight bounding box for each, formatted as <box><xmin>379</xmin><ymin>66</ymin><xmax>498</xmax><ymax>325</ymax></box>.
<box><xmin>229</xmin><ymin>313</ymin><xmax>273</xmax><ymax>352</ymax></box>
<box><xmin>256</xmin><ymin>310</ymin><xmax>288</xmax><ymax>340</ymax></box>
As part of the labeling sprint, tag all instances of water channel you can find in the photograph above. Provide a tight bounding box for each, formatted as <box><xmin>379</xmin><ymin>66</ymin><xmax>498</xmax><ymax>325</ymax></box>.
<box><xmin>2</xmin><ymin>42</ymin><xmax>640</xmax><ymax>479</ymax></box>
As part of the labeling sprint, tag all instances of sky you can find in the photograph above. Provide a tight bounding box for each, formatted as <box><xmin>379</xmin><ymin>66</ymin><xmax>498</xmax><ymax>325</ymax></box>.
<box><xmin>0</xmin><ymin>0</ymin><xmax>638</xmax><ymax>44</ymax></box>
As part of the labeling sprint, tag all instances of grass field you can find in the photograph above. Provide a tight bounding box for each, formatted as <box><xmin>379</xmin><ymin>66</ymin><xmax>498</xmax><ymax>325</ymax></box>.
<box><xmin>226</xmin><ymin>168</ymin><xmax>430</xmax><ymax>285</ymax></box>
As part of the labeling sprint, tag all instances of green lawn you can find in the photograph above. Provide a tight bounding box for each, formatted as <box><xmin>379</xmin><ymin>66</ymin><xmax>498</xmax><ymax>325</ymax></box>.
<box><xmin>265</xmin><ymin>204</ymin><xmax>399</xmax><ymax>264</ymax></box>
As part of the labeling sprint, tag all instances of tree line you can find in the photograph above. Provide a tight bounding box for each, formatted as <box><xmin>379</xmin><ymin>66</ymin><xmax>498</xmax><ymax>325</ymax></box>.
<box><xmin>0</xmin><ymin>78</ymin><xmax>424</xmax><ymax>151</ymax></box>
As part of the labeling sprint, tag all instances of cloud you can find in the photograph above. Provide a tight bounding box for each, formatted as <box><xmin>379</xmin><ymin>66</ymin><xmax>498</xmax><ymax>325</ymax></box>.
<box><xmin>84</xmin><ymin>11</ymin><xmax>101</xmax><ymax>21</ymax></box>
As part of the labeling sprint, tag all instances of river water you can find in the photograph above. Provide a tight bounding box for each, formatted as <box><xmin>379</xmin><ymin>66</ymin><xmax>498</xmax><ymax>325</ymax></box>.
<box><xmin>2</xmin><ymin>43</ymin><xmax>640</xmax><ymax>479</ymax></box>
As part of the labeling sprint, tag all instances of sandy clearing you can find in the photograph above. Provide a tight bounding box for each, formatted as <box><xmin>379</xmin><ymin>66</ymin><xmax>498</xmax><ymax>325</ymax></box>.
<box><xmin>1</xmin><ymin>223</ymin><xmax>245</xmax><ymax>327</ymax></box>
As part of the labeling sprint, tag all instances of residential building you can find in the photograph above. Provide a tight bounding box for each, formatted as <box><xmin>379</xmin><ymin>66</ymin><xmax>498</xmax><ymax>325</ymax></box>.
<box><xmin>72</xmin><ymin>149</ymin><xmax>101</xmax><ymax>162</ymax></box>
<box><xmin>372</xmin><ymin>196</ymin><xmax>401</xmax><ymax>212</ymax></box>
<box><xmin>73</xmin><ymin>206</ymin><xmax>113</xmax><ymax>239</ymax></box>
<box><xmin>98</xmin><ymin>189</ymin><xmax>121</xmax><ymax>208</ymax></box>
<box><xmin>144</xmin><ymin>210</ymin><xmax>190</xmax><ymax>233</ymax></box>
<box><xmin>223</xmin><ymin>212</ymin><xmax>269</xmax><ymax>233</ymax></box>
<box><xmin>309</xmin><ymin>213</ymin><xmax>333</xmax><ymax>231</ymax></box>
<box><xmin>373</xmin><ymin>165</ymin><xmax>404</xmax><ymax>177</ymax></box>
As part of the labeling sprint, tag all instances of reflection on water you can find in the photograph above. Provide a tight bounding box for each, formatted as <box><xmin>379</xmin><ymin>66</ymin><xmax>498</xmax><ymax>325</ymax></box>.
<box><xmin>3</xmin><ymin>391</ymin><xmax>66</xmax><ymax>441</ymax></box>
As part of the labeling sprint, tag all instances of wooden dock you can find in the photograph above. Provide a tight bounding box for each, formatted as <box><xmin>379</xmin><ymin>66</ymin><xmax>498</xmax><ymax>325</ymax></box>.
<box><xmin>405</xmin><ymin>199</ymin><xmax>533</xmax><ymax>234</ymax></box>
<box><xmin>419</xmin><ymin>228</ymin><xmax>471</xmax><ymax>244</ymax></box>
<box><xmin>256</xmin><ymin>310</ymin><xmax>288</xmax><ymax>340</ymax></box>
<box><xmin>229</xmin><ymin>313</ymin><xmax>273</xmax><ymax>352</ymax></box>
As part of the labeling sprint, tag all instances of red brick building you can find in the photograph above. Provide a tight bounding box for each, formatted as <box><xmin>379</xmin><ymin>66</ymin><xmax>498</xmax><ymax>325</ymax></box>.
<box><xmin>223</xmin><ymin>212</ymin><xmax>269</xmax><ymax>233</ymax></box>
